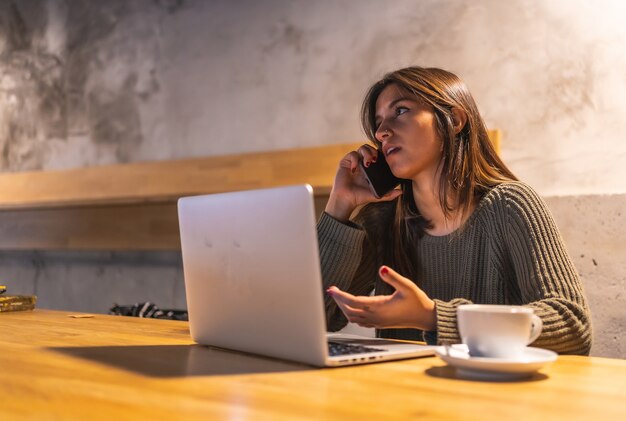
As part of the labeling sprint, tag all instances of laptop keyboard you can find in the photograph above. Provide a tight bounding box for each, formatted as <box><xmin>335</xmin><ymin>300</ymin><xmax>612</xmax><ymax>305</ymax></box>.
<box><xmin>327</xmin><ymin>341</ymin><xmax>385</xmax><ymax>357</ymax></box>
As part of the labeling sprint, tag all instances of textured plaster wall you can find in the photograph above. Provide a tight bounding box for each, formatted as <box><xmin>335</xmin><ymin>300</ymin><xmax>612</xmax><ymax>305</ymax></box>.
<box><xmin>545</xmin><ymin>195</ymin><xmax>626</xmax><ymax>358</ymax></box>
<box><xmin>0</xmin><ymin>1</ymin><xmax>625</xmax><ymax>357</ymax></box>
<box><xmin>3</xmin><ymin>251</ymin><xmax>187</xmax><ymax>312</ymax></box>
<box><xmin>0</xmin><ymin>0</ymin><xmax>169</xmax><ymax>170</ymax></box>
<box><xmin>1</xmin><ymin>0</ymin><xmax>626</xmax><ymax>195</ymax></box>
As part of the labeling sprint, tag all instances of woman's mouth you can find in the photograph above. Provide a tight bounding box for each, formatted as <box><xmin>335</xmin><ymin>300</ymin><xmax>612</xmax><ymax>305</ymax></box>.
<box><xmin>385</xmin><ymin>146</ymin><xmax>400</xmax><ymax>157</ymax></box>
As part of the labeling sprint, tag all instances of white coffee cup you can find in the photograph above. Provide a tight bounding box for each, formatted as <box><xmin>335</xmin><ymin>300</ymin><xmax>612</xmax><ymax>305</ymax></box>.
<box><xmin>457</xmin><ymin>304</ymin><xmax>542</xmax><ymax>358</ymax></box>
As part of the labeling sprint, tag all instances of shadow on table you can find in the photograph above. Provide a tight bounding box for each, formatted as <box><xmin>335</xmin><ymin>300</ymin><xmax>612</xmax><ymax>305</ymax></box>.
<box><xmin>49</xmin><ymin>344</ymin><xmax>312</xmax><ymax>377</ymax></box>
<box><xmin>425</xmin><ymin>365</ymin><xmax>549</xmax><ymax>383</ymax></box>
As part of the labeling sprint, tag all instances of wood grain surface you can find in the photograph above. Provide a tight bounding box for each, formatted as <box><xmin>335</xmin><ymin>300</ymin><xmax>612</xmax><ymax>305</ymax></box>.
<box><xmin>1</xmin><ymin>309</ymin><xmax>624</xmax><ymax>420</ymax></box>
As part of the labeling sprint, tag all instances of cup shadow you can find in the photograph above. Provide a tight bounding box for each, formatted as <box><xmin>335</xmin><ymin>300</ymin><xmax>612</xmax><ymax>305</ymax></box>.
<box><xmin>425</xmin><ymin>365</ymin><xmax>549</xmax><ymax>383</ymax></box>
<box><xmin>49</xmin><ymin>344</ymin><xmax>312</xmax><ymax>378</ymax></box>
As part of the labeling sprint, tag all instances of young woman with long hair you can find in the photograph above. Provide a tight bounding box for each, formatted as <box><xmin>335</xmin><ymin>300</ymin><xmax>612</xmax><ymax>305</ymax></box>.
<box><xmin>320</xmin><ymin>66</ymin><xmax>591</xmax><ymax>354</ymax></box>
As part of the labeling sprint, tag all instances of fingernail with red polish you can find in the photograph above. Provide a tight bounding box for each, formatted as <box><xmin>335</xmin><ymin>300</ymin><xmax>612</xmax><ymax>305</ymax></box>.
<box><xmin>380</xmin><ymin>266</ymin><xmax>388</xmax><ymax>276</ymax></box>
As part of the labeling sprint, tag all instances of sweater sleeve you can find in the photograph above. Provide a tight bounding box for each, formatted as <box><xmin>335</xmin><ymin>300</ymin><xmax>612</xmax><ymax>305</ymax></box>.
<box><xmin>317</xmin><ymin>212</ymin><xmax>379</xmax><ymax>332</ymax></box>
<box><xmin>502</xmin><ymin>183</ymin><xmax>592</xmax><ymax>355</ymax></box>
<box><xmin>428</xmin><ymin>183</ymin><xmax>592</xmax><ymax>354</ymax></box>
<box><xmin>427</xmin><ymin>298</ymin><xmax>472</xmax><ymax>345</ymax></box>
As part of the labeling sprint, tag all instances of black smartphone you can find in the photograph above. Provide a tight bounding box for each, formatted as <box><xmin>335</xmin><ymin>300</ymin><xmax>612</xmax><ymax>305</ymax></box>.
<box><xmin>360</xmin><ymin>149</ymin><xmax>402</xmax><ymax>198</ymax></box>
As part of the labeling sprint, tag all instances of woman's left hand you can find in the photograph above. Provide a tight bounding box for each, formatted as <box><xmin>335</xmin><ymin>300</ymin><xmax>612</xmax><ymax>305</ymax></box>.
<box><xmin>326</xmin><ymin>265</ymin><xmax>437</xmax><ymax>331</ymax></box>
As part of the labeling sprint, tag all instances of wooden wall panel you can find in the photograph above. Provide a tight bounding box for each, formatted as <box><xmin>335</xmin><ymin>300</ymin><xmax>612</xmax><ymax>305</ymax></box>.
<box><xmin>0</xmin><ymin>195</ymin><xmax>330</xmax><ymax>250</ymax></box>
<box><xmin>0</xmin><ymin>143</ymin><xmax>362</xmax><ymax>210</ymax></box>
<box><xmin>0</xmin><ymin>203</ymin><xmax>179</xmax><ymax>250</ymax></box>
<box><xmin>0</xmin><ymin>133</ymin><xmax>499</xmax><ymax>250</ymax></box>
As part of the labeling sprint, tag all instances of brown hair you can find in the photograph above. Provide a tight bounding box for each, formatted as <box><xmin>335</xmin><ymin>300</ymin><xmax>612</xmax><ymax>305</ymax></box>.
<box><xmin>359</xmin><ymin>66</ymin><xmax>517</xmax><ymax>279</ymax></box>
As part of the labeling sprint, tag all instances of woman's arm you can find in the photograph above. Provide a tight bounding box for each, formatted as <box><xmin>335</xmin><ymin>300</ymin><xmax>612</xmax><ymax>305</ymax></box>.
<box><xmin>317</xmin><ymin>212</ymin><xmax>379</xmax><ymax>331</ymax></box>
<box><xmin>502</xmin><ymin>183</ymin><xmax>592</xmax><ymax>355</ymax></box>
<box><xmin>426</xmin><ymin>183</ymin><xmax>592</xmax><ymax>355</ymax></box>
<box><xmin>318</xmin><ymin>145</ymin><xmax>402</xmax><ymax>331</ymax></box>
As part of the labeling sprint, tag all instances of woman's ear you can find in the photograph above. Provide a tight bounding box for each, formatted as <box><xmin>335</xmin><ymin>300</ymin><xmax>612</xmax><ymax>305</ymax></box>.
<box><xmin>451</xmin><ymin>108</ymin><xmax>468</xmax><ymax>134</ymax></box>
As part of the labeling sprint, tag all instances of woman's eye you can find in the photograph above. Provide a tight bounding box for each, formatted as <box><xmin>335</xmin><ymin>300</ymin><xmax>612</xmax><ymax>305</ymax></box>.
<box><xmin>395</xmin><ymin>106</ymin><xmax>409</xmax><ymax>116</ymax></box>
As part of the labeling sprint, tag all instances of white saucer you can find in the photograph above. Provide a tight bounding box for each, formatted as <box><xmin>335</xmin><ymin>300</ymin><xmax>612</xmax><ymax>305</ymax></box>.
<box><xmin>435</xmin><ymin>344</ymin><xmax>558</xmax><ymax>380</ymax></box>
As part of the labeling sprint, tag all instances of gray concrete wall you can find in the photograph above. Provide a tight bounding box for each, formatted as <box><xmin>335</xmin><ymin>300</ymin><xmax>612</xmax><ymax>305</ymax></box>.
<box><xmin>3</xmin><ymin>251</ymin><xmax>186</xmax><ymax>313</ymax></box>
<box><xmin>1</xmin><ymin>0</ymin><xmax>626</xmax><ymax>195</ymax></box>
<box><xmin>545</xmin><ymin>195</ymin><xmax>626</xmax><ymax>358</ymax></box>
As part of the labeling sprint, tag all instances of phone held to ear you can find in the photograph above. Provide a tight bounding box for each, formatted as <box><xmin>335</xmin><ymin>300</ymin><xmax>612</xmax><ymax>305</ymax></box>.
<box><xmin>360</xmin><ymin>149</ymin><xmax>402</xmax><ymax>199</ymax></box>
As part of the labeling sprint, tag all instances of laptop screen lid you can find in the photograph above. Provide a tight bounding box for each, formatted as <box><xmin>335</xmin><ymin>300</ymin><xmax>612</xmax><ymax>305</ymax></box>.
<box><xmin>178</xmin><ymin>184</ymin><xmax>328</xmax><ymax>366</ymax></box>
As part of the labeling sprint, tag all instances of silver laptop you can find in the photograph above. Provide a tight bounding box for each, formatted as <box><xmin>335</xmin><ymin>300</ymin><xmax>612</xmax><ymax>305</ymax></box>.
<box><xmin>178</xmin><ymin>184</ymin><xmax>436</xmax><ymax>367</ymax></box>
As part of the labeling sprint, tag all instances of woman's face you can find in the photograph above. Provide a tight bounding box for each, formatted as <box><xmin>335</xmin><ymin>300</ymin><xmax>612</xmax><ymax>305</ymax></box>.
<box><xmin>374</xmin><ymin>84</ymin><xmax>443</xmax><ymax>182</ymax></box>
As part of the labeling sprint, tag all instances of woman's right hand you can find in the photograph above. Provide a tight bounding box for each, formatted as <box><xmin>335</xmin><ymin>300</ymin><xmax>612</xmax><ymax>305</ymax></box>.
<box><xmin>324</xmin><ymin>144</ymin><xmax>402</xmax><ymax>222</ymax></box>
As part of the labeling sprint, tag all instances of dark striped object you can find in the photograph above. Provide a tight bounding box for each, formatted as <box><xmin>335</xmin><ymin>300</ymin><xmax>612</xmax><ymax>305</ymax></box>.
<box><xmin>109</xmin><ymin>302</ymin><xmax>188</xmax><ymax>321</ymax></box>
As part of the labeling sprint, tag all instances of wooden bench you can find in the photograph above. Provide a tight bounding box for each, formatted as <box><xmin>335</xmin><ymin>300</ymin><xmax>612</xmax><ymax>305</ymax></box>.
<box><xmin>0</xmin><ymin>132</ymin><xmax>501</xmax><ymax>250</ymax></box>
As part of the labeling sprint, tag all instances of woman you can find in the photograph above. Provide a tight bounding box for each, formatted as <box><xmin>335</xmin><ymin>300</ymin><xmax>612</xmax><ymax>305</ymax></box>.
<box><xmin>319</xmin><ymin>66</ymin><xmax>592</xmax><ymax>355</ymax></box>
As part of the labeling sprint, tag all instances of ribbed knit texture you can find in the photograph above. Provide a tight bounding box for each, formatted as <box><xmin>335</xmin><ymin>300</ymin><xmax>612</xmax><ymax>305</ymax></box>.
<box><xmin>318</xmin><ymin>181</ymin><xmax>592</xmax><ymax>355</ymax></box>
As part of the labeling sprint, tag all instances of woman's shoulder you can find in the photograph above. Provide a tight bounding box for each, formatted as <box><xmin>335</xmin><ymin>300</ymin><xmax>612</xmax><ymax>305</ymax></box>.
<box><xmin>478</xmin><ymin>181</ymin><xmax>550</xmax><ymax>220</ymax></box>
<box><xmin>481</xmin><ymin>181</ymin><xmax>542</xmax><ymax>204</ymax></box>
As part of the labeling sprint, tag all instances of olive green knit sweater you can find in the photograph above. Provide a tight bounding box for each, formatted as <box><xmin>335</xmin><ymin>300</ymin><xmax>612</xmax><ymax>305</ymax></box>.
<box><xmin>318</xmin><ymin>182</ymin><xmax>592</xmax><ymax>355</ymax></box>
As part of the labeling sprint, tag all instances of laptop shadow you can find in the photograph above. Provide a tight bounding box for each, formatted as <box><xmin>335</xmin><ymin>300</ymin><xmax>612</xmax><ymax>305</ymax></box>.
<box><xmin>49</xmin><ymin>344</ymin><xmax>312</xmax><ymax>378</ymax></box>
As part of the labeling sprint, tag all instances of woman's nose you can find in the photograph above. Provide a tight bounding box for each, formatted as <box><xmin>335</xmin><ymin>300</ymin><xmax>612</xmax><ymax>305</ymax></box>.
<box><xmin>375</xmin><ymin>125</ymin><xmax>391</xmax><ymax>143</ymax></box>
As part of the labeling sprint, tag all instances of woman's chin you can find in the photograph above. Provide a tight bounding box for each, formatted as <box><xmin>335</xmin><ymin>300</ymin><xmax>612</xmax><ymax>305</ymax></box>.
<box><xmin>389</xmin><ymin>166</ymin><xmax>410</xmax><ymax>180</ymax></box>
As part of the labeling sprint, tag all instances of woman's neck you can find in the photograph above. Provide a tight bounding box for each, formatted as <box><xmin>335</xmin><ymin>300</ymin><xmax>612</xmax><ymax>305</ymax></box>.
<box><xmin>411</xmin><ymin>175</ymin><xmax>474</xmax><ymax>236</ymax></box>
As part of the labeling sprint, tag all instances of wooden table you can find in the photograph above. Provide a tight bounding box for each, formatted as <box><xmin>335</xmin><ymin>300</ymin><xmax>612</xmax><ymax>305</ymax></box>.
<box><xmin>1</xmin><ymin>310</ymin><xmax>624</xmax><ymax>420</ymax></box>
